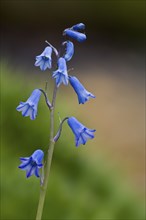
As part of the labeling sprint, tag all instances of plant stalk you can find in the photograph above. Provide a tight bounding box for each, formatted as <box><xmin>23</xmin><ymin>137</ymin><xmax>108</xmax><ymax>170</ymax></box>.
<box><xmin>36</xmin><ymin>84</ymin><xmax>57</xmax><ymax>220</ymax></box>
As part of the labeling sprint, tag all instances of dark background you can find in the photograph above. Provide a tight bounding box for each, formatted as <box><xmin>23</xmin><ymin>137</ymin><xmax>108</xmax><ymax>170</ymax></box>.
<box><xmin>1</xmin><ymin>0</ymin><xmax>145</xmax><ymax>74</ymax></box>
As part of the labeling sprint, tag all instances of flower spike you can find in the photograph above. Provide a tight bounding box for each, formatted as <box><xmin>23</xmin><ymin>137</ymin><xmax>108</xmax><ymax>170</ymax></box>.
<box><xmin>63</xmin><ymin>29</ymin><xmax>86</xmax><ymax>42</ymax></box>
<box><xmin>69</xmin><ymin>76</ymin><xmax>95</xmax><ymax>104</ymax></box>
<box><xmin>35</xmin><ymin>46</ymin><xmax>52</xmax><ymax>71</ymax></box>
<box><xmin>16</xmin><ymin>89</ymin><xmax>41</xmax><ymax>120</ymax></box>
<box><xmin>18</xmin><ymin>149</ymin><xmax>44</xmax><ymax>178</ymax></box>
<box><xmin>52</xmin><ymin>57</ymin><xmax>69</xmax><ymax>87</ymax></box>
<box><xmin>67</xmin><ymin>117</ymin><xmax>96</xmax><ymax>147</ymax></box>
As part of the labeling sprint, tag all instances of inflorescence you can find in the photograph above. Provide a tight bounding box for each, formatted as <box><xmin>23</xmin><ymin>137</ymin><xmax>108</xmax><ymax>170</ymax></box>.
<box><xmin>16</xmin><ymin>23</ymin><xmax>96</xmax><ymax>179</ymax></box>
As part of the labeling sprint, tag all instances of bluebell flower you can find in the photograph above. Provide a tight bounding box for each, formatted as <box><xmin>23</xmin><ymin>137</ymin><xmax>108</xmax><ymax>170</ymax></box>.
<box><xmin>63</xmin><ymin>29</ymin><xmax>86</xmax><ymax>42</ymax></box>
<box><xmin>67</xmin><ymin>117</ymin><xmax>96</xmax><ymax>147</ymax></box>
<box><xmin>69</xmin><ymin>76</ymin><xmax>95</xmax><ymax>104</ymax></box>
<box><xmin>72</xmin><ymin>23</ymin><xmax>85</xmax><ymax>31</ymax></box>
<box><xmin>35</xmin><ymin>46</ymin><xmax>52</xmax><ymax>71</ymax></box>
<box><xmin>16</xmin><ymin>89</ymin><xmax>41</xmax><ymax>120</ymax></box>
<box><xmin>18</xmin><ymin>149</ymin><xmax>44</xmax><ymax>178</ymax></box>
<box><xmin>52</xmin><ymin>57</ymin><xmax>69</xmax><ymax>87</ymax></box>
<box><xmin>62</xmin><ymin>41</ymin><xmax>74</xmax><ymax>61</ymax></box>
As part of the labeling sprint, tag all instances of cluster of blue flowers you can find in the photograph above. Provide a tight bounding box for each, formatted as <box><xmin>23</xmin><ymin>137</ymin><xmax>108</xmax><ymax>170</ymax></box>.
<box><xmin>17</xmin><ymin>23</ymin><xmax>96</xmax><ymax>178</ymax></box>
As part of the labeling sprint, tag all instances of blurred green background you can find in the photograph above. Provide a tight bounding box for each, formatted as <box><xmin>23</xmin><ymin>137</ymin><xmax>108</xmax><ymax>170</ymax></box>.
<box><xmin>1</xmin><ymin>0</ymin><xmax>145</xmax><ymax>220</ymax></box>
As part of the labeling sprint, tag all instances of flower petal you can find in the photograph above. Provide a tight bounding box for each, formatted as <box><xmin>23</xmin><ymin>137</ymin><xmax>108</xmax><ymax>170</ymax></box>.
<box><xmin>69</xmin><ymin>76</ymin><xmax>95</xmax><ymax>104</ymax></box>
<box><xmin>52</xmin><ymin>58</ymin><xmax>68</xmax><ymax>87</ymax></box>
<box><xmin>26</xmin><ymin>165</ymin><xmax>36</xmax><ymax>178</ymax></box>
<box><xmin>16</xmin><ymin>89</ymin><xmax>41</xmax><ymax>120</ymax></box>
<box><xmin>18</xmin><ymin>150</ymin><xmax>44</xmax><ymax>179</ymax></box>
<box><xmin>32</xmin><ymin>150</ymin><xmax>44</xmax><ymax>164</ymax></box>
<box><xmin>76</xmin><ymin>136</ymin><xmax>85</xmax><ymax>147</ymax></box>
<box><xmin>20</xmin><ymin>157</ymin><xmax>30</xmax><ymax>162</ymax></box>
<box><xmin>63</xmin><ymin>41</ymin><xmax>74</xmax><ymax>61</ymax></box>
<box><xmin>63</xmin><ymin>29</ymin><xmax>86</xmax><ymax>42</ymax></box>
<box><xmin>72</xmin><ymin>23</ymin><xmax>85</xmax><ymax>31</ymax></box>
<box><xmin>22</xmin><ymin>104</ymin><xmax>30</xmax><ymax>116</ymax></box>
<box><xmin>35</xmin><ymin>167</ymin><xmax>40</xmax><ymax>177</ymax></box>
<box><xmin>67</xmin><ymin>117</ymin><xmax>96</xmax><ymax>146</ymax></box>
<box><xmin>35</xmin><ymin>46</ymin><xmax>52</xmax><ymax>71</ymax></box>
<box><xmin>19</xmin><ymin>161</ymin><xmax>31</xmax><ymax>169</ymax></box>
<box><xmin>35</xmin><ymin>57</ymin><xmax>43</xmax><ymax>66</ymax></box>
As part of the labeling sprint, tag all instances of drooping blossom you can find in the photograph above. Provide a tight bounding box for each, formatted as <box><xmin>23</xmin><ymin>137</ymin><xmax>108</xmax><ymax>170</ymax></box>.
<box><xmin>18</xmin><ymin>149</ymin><xmax>44</xmax><ymax>178</ymax></box>
<box><xmin>67</xmin><ymin>117</ymin><xmax>96</xmax><ymax>147</ymax></box>
<box><xmin>52</xmin><ymin>57</ymin><xmax>68</xmax><ymax>87</ymax></box>
<box><xmin>69</xmin><ymin>76</ymin><xmax>95</xmax><ymax>104</ymax></box>
<box><xmin>62</xmin><ymin>41</ymin><xmax>74</xmax><ymax>61</ymax></box>
<box><xmin>16</xmin><ymin>89</ymin><xmax>41</xmax><ymax>120</ymax></box>
<box><xmin>35</xmin><ymin>46</ymin><xmax>52</xmax><ymax>71</ymax></box>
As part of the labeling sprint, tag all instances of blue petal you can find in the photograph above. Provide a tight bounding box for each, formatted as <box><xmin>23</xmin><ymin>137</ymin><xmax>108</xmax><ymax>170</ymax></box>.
<box><xmin>35</xmin><ymin>167</ymin><xmax>40</xmax><ymax>177</ymax></box>
<box><xmin>16</xmin><ymin>89</ymin><xmax>41</xmax><ymax>120</ymax></box>
<box><xmin>37</xmin><ymin>164</ymin><xmax>43</xmax><ymax>168</ymax></box>
<box><xmin>76</xmin><ymin>135</ymin><xmax>85</xmax><ymax>147</ymax></box>
<box><xmin>57</xmin><ymin>57</ymin><xmax>67</xmax><ymax>72</ymax></box>
<box><xmin>35</xmin><ymin>57</ymin><xmax>43</xmax><ymax>66</ymax></box>
<box><xmin>35</xmin><ymin>46</ymin><xmax>52</xmax><ymax>70</ymax></box>
<box><xmin>21</xmin><ymin>105</ymin><xmax>36</xmax><ymax>120</ymax></box>
<box><xmin>84</xmin><ymin>129</ymin><xmax>95</xmax><ymax>139</ymax></box>
<box><xmin>27</xmin><ymin>89</ymin><xmax>41</xmax><ymax>106</ymax></box>
<box><xmin>52</xmin><ymin>58</ymin><xmax>68</xmax><ymax>87</ymax></box>
<box><xmin>81</xmin><ymin>130</ymin><xmax>94</xmax><ymax>144</ymax></box>
<box><xmin>72</xmin><ymin>23</ymin><xmax>85</xmax><ymax>31</ymax></box>
<box><xmin>52</xmin><ymin>70</ymin><xmax>59</xmax><ymax>78</ymax></box>
<box><xmin>26</xmin><ymin>165</ymin><xmax>36</xmax><ymax>178</ymax></box>
<box><xmin>41</xmin><ymin>46</ymin><xmax>52</xmax><ymax>58</ymax></box>
<box><xmin>40</xmin><ymin>60</ymin><xmax>47</xmax><ymax>71</ymax></box>
<box><xmin>69</xmin><ymin>76</ymin><xmax>95</xmax><ymax>104</ymax></box>
<box><xmin>32</xmin><ymin>149</ymin><xmax>44</xmax><ymax>164</ymax></box>
<box><xmin>63</xmin><ymin>29</ymin><xmax>86</xmax><ymax>42</ymax></box>
<box><xmin>22</xmin><ymin>104</ymin><xmax>30</xmax><ymax>117</ymax></box>
<box><xmin>54</xmin><ymin>73</ymin><xmax>68</xmax><ymax>87</ymax></box>
<box><xmin>18</xmin><ymin>150</ymin><xmax>44</xmax><ymax>179</ymax></box>
<box><xmin>67</xmin><ymin>117</ymin><xmax>84</xmax><ymax>142</ymax></box>
<box><xmin>63</xmin><ymin>41</ymin><xmax>74</xmax><ymax>61</ymax></box>
<box><xmin>56</xmin><ymin>73</ymin><xmax>62</xmax><ymax>87</ymax></box>
<box><xmin>17</xmin><ymin>103</ymin><xmax>35</xmax><ymax>120</ymax></box>
<box><xmin>67</xmin><ymin>117</ymin><xmax>84</xmax><ymax>135</ymax></box>
<box><xmin>16</xmin><ymin>102</ymin><xmax>26</xmax><ymax>111</ymax></box>
<box><xmin>19</xmin><ymin>161</ymin><xmax>31</xmax><ymax>169</ymax></box>
<box><xmin>67</xmin><ymin>117</ymin><xmax>96</xmax><ymax>147</ymax></box>
<box><xmin>20</xmin><ymin>157</ymin><xmax>30</xmax><ymax>162</ymax></box>
<box><xmin>62</xmin><ymin>75</ymin><xmax>69</xmax><ymax>85</ymax></box>
<box><xmin>46</xmin><ymin>60</ymin><xmax>52</xmax><ymax>69</ymax></box>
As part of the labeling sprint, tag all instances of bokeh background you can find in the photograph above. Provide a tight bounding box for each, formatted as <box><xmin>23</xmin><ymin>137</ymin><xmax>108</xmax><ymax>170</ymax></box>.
<box><xmin>1</xmin><ymin>0</ymin><xmax>145</xmax><ymax>219</ymax></box>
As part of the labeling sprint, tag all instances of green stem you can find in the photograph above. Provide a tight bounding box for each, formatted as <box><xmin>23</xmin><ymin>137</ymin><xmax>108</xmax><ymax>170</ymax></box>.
<box><xmin>36</xmin><ymin>84</ymin><xmax>58</xmax><ymax>220</ymax></box>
